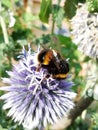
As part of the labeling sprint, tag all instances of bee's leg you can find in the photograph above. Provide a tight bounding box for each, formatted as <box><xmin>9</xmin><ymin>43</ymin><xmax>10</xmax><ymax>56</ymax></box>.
<box><xmin>45</xmin><ymin>74</ymin><xmax>51</xmax><ymax>79</ymax></box>
<box><xmin>36</xmin><ymin>64</ymin><xmax>41</xmax><ymax>72</ymax></box>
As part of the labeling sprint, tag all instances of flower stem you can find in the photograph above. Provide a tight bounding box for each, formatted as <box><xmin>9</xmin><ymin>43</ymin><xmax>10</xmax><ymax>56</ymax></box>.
<box><xmin>51</xmin><ymin>19</ymin><xmax>55</xmax><ymax>34</ymax></box>
<box><xmin>51</xmin><ymin>96</ymin><xmax>93</xmax><ymax>130</ymax></box>
<box><xmin>0</xmin><ymin>1</ymin><xmax>9</xmax><ymax>44</ymax></box>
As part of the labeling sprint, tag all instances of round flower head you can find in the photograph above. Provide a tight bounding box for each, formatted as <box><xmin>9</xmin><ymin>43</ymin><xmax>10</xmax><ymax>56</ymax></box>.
<box><xmin>71</xmin><ymin>3</ymin><xmax>98</xmax><ymax>59</ymax></box>
<box><xmin>0</xmin><ymin>46</ymin><xmax>76</xmax><ymax>130</ymax></box>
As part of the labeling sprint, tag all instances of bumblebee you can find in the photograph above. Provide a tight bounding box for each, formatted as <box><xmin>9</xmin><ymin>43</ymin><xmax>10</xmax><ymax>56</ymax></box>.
<box><xmin>37</xmin><ymin>49</ymin><xmax>69</xmax><ymax>79</ymax></box>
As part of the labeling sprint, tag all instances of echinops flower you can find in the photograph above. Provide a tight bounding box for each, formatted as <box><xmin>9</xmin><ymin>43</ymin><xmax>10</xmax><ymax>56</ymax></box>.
<box><xmin>0</xmin><ymin>46</ymin><xmax>76</xmax><ymax>130</ymax></box>
<box><xmin>71</xmin><ymin>4</ymin><xmax>98</xmax><ymax>59</ymax></box>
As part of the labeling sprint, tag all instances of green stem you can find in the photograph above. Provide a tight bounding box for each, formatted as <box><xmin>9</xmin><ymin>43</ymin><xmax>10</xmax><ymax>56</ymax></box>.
<box><xmin>51</xmin><ymin>0</ymin><xmax>61</xmax><ymax>34</ymax></box>
<box><xmin>51</xmin><ymin>19</ymin><xmax>55</xmax><ymax>34</ymax></box>
<box><xmin>0</xmin><ymin>1</ymin><xmax>9</xmax><ymax>44</ymax></box>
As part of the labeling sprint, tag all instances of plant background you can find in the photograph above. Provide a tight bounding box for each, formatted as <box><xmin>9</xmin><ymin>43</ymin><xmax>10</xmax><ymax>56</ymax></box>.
<box><xmin>0</xmin><ymin>0</ymin><xmax>98</xmax><ymax>130</ymax></box>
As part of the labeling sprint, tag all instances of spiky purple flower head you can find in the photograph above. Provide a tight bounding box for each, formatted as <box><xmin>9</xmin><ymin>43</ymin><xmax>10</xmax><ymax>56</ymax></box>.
<box><xmin>0</xmin><ymin>46</ymin><xmax>76</xmax><ymax>130</ymax></box>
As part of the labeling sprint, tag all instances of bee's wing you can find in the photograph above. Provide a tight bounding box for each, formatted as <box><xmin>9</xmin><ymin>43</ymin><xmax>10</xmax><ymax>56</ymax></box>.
<box><xmin>52</xmin><ymin>52</ymin><xmax>69</xmax><ymax>73</ymax></box>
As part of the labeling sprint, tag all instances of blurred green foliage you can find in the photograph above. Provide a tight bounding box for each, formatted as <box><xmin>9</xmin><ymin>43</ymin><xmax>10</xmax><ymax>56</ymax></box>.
<box><xmin>39</xmin><ymin>0</ymin><xmax>52</xmax><ymax>23</ymax></box>
<box><xmin>0</xmin><ymin>0</ymin><xmax>98</xmax><ymax>130</ymax></box>
<box><xmin>86</xmin><ymin>0</ymin><xmax>98</xmax><ymax>13</ymax></box>
<box><xmin>64</xmin><ymin>0</ymin><xmax>86</xmax><ymax>19</ymax></box>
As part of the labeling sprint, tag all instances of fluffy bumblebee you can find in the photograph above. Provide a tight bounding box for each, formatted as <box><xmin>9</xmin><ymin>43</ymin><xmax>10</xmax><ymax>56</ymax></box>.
<box><xmin>37</xmin><ymin>49</ymin><xmax>69</xmax><ymax>79</ymax></box>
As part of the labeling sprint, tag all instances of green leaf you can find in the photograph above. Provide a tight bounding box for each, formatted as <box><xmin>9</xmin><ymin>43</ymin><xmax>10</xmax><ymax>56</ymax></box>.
<box><xmin>2</xmin><ymin>0</ymin><xmax>12</xmax><ymax>8</ymax></box>
<box><xmin>39</xmin><ymin>0</ymin><xmax>52</xmax><ymax>23</ymax></box>
<box><xmin>55</xmin><ymin>7</ymin><xmax>65</xmax><ymax>28</ymax></box>
<box><xmin>64</xmin><ymin>0</ymin><xmax>78</xmax><ymax>19</ymax></box>
<box><xmin>0</xmin><ymin>125</ymin><xmax>7</xmax><ymax>130</ymax></box>
<box><xmin>57</xmin><ymin>35</ymin><xmax>75</xmax><ymax>46</ymax></box>
<box><xmin>86</xmin><ymin>0</ymin><xmax>98</xmax><ymax>13</ymax></box>
<box><xmin>23</xmin><ymin>13</ymin><xmax>38</xmax><ymax>22</ymax></box>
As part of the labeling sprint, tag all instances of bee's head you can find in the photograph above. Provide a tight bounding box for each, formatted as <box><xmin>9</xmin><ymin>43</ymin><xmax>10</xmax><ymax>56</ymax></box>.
<box><xmin>37</xmin><ymin>49</ymin><xmax>53</xmax><ymax>65</ymax></box>
<box><xmin>38</xmin><ymin>49</ymin><xmax>48</xmax><ymax>63</ymax></box>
